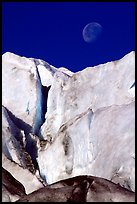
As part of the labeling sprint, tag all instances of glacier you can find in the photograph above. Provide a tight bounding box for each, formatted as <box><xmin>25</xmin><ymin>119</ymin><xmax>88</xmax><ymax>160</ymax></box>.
<box><xmin>2</xmin><ymin>51</ymin><xmax>135</xmax><ymax>201</ymax></box>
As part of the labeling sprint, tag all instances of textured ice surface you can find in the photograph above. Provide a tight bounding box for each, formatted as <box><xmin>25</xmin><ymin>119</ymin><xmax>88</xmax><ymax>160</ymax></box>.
<box><xmin>37</xmin><ymin>52</ymin><xmax>135</xmax><ymax>191</ymax></box>
<box><xmin>2</xmin><ymin>51</ymin><xmax>135</xmax><ymax>193</ymax></box>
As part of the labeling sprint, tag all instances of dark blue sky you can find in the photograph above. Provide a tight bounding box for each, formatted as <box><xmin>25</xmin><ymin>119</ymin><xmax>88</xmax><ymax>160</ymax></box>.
<box><xmin>2</xmin><ymin>2</ymin><xmax>135</xmax><ymax>72</ymax></box>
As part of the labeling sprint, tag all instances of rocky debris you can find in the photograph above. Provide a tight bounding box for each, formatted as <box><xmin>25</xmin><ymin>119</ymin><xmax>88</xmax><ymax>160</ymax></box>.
<box><xmin>2</xmin><ymin>185</ymin><xmax>11</xmax><ymax>202</ymax></box>
<box><xmin>2</xmin><ymin>167</ymin><xmax>26</xmax><ymax>202</ymax></box>
<box><xmin>2</xmin><ymin>154</ymin><xmax>44</xmax><ymax>195</ymax></box>
<box><xmin>16</xmin><ymin>175</ymin><xmax>135</xmax><ymax>202</ymax></box>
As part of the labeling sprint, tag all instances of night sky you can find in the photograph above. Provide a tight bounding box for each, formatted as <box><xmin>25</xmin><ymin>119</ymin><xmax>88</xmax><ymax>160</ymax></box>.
<box><xmin>2</xmin><ymin>2</ymin><xmax>135</xmax><ymax>72</ymax></box>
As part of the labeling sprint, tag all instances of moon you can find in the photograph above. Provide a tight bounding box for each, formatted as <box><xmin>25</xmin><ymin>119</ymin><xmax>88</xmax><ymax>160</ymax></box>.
<box><xmin>82</xmin><ymin>22</ymin><xmax>102</xmax><ymax>43</ymax></box>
